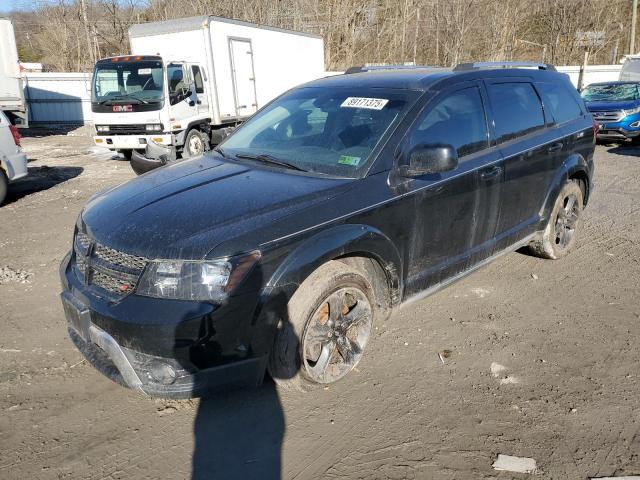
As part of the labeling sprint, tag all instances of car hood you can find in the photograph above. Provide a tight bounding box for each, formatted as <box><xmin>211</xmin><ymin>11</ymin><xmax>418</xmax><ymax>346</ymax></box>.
<box><xmin>585</xmin><ymin>100</ymin><xmax>640</xmax><ymax>111</ymax></box>
<box><xmin>81</xmin><ymin>154</ymin><xmax>353</xmax><ymax>259</ymax></box>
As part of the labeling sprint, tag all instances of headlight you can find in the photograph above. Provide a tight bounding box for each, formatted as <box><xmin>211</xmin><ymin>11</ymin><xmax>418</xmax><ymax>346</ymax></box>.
<box><xmin>96</xmin><ymin>125</ymin><xmax>109</xmax><ymax>132</ymax></box>
<box><xmin>145</xmin><ymin>124</ymin><xmax>163</xmax><ymax>131</ymax></box>
<box><xmin>136</xmin><ymin>251</ymin><xmax>260</xmax><ymax>302</ymax></box>
<box><xmin>623</xmin><ymin>106</ymin><xmax>640</xmax><ymax>116</ymax></box>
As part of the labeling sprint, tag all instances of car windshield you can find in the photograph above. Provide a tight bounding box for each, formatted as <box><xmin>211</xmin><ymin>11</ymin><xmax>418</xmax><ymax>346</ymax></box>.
<box><xmin>219</xmin><ymin>87</ymin><xmax>416</xmax><ymax>177</ymax></box>
<box><xmin>92</xmin><ymin>60</ymin><xmax>164</xmax><ymax>104</ymax></box>
<box><xmin>581</xmin><ymin>83</ymin><xmax>640</xmax><ymax>102</ymax></box>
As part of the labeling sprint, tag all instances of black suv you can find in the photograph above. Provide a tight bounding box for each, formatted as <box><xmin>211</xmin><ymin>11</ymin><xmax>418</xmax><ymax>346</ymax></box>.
<box><xmin>60</xmin><ymin>63</ymin><xmax>595</xmax><ymax>398</ymax></box>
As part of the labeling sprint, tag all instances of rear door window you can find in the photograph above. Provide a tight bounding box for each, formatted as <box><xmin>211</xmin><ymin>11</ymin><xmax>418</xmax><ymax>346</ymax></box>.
<box><xmin>409</xmin><ymin>86</ymin><xmax>489</xmax><ymax>158</ymax></box>
<box><xmin>536</xmin><ymin>83</ymin><xmax>582</xmax><ymax>125</ymax></box>
<box><xmin>487</xmin><ymin>82</ymin><xmax>545</xmax><ymax>143</ymax></box>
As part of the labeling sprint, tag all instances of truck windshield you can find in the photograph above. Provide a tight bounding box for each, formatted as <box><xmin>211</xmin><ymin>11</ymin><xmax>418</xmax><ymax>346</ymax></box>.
<box><xmin>92</xmin><ymin>60</ymin><xmax>164</xmax><ymax>104</ymax></box>
<box><xmin>220</xmin><ymin>87</ymin><xmax>416</xmax><ymax>177</ymax></box>
<box><xmin>581</xmin><ymin>83</ymin><xmax>640</xmax><ymax>102</ymax></box>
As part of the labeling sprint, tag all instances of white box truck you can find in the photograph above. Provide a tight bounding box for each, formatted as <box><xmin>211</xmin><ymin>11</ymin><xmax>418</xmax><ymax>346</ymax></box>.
<box><xmin>0</xmin><ymin>18</ymin><xmax>28</xmax><ymax>127</ymax></box>
<box><xmin>90</xmin><ymin>15</ymin><xmax>325</xmax><ymax>169</ymax></box>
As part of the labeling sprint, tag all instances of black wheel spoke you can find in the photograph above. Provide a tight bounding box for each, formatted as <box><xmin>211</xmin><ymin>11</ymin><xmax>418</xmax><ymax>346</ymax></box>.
<box><xmin>336</xmin><ymin>335</ymin><xmax>361</xmax><ymax>364</ymax></box>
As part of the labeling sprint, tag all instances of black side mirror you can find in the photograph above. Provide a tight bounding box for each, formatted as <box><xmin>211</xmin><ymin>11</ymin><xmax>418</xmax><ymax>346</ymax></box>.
<box><xmin>398</xmin><ymin>143</ymin><xmax>458</xmax><ymax>177</ymax></box>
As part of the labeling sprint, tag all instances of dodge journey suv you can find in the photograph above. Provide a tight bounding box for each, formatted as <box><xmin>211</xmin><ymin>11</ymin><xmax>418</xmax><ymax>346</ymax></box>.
<box><xmin>60</xmin><ymin>62</ymin><xmax>595</xmax><ymax>398</ymax></box>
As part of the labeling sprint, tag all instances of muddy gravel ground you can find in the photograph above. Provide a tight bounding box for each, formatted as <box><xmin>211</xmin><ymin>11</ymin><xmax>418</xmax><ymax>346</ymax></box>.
<box><xmin>0</xmin><ymin>131</ymin><xmax>639</xmax><ymax>480</ymax></box>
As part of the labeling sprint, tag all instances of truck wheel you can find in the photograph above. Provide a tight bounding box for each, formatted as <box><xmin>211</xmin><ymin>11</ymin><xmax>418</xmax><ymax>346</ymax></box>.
<box><xmin>529</xmin><ymin>180</ymin><xmax>584</xmax><ymax>259</ymax></box>
<box><xmin>268</xmin><ymin>261</ymin><xmax>375</xmax><ymax>391</ymax></box>
<box><xmin>0</xmin><ymin>169</ymin><xmax>7</xmax><ymax>205</ymax></box>
<box><xmin>182</xmin><ymin>129</ymin><xmax>208</xmax><ymax>158</ymax></box>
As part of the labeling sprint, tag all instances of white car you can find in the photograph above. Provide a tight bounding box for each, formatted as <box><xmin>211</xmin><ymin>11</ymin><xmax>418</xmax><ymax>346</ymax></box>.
<box><xmin>0</xmin><ymin>110</ymin><xmax>28</xmax><ymax>204</ymax></box>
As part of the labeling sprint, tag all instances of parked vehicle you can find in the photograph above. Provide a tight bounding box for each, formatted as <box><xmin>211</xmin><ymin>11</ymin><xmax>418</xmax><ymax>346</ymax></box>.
<box><xmin>619</xmin><ymin>55</ymin><xmax>640</xmax><ymax>82</ymax></box>
<box><xmin>61</xmin><ymin>62</ymin><xmax>595</xmax><ymax>398</ymax></box>
<box><xmin>0</xmin><ymin>110</ymin><xmax>28</xmax><ymax>204</ymax></box>
<box><xmin>90</xmin><ymin>15</ymin><xmax>325</xmax><ymax>173</ymax></box>
<box><xmin>581</xmin><ymin>81</ymin><xmax>640</xmax><ymax>142</ymax></box>
<box><xmin>0</xmin><ymin>18</ymin><xmax>28</xmax><ymax>127</ymax></box>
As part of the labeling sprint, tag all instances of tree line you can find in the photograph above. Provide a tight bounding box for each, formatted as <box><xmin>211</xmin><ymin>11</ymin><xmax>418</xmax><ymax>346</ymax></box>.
<box><xmin>8</xmin><ymin>0</ymin><xmax>636</xmax><ymax>72</ymax></box>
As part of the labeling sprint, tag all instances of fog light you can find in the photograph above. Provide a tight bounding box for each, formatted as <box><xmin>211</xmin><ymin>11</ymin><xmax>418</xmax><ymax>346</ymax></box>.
<box><xmin>152</xmin><ymin>137</ymin><xmax>164</xmax><ymax>143</ymax></box>
<box><xmin>149</xmin><ymin>361</ymin><xmax>176</xmax><ymax>385</ymax></box>
<box><xmin>139</xmin><ymin>138</ymin><xmax>147</xmax><ymax>144</ymax></box>
<box><xmin>630</xmin><ymin>121</ymin><xmax>640</xmax><ymax>128</ymax></box>
<box><xmin>95</xmin><ymin>139</ymin><xmax>103</xmax><ymax>143</ymax></box>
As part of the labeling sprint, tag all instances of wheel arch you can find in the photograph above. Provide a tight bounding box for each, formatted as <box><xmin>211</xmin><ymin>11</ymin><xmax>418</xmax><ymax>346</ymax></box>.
<box><xmin>539</xmin><ymin>153</ymin><xmax>591</xmax><ymax>222</ymax></box>
<box><xmin>265</xmin><ymin>224</ymin><xmax>403</xmax><ymax>309</ymax></box>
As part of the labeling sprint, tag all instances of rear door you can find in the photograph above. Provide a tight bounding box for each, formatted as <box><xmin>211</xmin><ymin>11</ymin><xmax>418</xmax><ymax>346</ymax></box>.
<box><xmin>228</xmin><ymin>38</ymin><xmax>257</xmax><ymax>118</ymax></box>
<box><xmin>485</xmin><ymin>79</ymin><xmax>557</xmax><ymax>247</ymax></box>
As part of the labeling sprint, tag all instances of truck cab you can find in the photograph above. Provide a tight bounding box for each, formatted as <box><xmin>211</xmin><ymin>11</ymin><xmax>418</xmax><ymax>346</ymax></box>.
<box><xmin>91</xmin><ymin>55</ymin><xmax>209</xmax><ymax>160</ymax></box>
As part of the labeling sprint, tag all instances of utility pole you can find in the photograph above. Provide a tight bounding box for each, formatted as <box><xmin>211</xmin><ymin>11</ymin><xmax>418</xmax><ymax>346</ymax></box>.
<box><xmin>631</xmin><ymin>0</ymin><xmax>638</xmax><ymax>54</ymax></box>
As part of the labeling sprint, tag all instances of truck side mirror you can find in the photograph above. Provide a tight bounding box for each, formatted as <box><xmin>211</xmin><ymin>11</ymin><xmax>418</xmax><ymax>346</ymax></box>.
<box><xmin>398</xmin><ymin>143</ymin><xmax>458</xmax><ymax>177</ymax></box>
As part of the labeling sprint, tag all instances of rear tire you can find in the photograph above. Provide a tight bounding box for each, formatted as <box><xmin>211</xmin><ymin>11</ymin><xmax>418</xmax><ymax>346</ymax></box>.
<box><xmin>268</xmin><ymin>261</ymin><xmax>375</xmax><ymax>392</ymax></box>
<box><xmin>0</xmin><ymin>169</ymin><xmax>7</xmax><ymax>205</ymax></box>
<box><xmin>529</xmin><ymin>180</ymin><xmax>584</xmax><ymax>259</ymax></box>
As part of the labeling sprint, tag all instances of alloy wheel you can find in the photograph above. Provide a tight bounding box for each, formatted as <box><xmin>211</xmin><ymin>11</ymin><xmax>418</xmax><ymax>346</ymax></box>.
<box><xmin>554</xmin><ymin>193</ymin><xmax>580</xmax><ymax>248</ymax></box>
<box><xmin>302</xmin><ymin>287</ymin><xmax>373</xmax><ymax>384</ymax></box>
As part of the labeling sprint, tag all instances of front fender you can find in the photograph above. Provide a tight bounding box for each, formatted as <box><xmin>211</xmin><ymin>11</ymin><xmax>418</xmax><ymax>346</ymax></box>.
<box><xmin>539</xmin><ymin>153</ymin><xmax>591</xmax><ymax>222</ymax></box>
<box><xmin>265</xmin><ymin>224</ymin><xmax>403</xmax><ymax>305</ymax></box>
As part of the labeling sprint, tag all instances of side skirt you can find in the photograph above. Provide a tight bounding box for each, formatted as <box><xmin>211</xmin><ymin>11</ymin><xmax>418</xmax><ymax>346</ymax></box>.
<box><xmin>399</xmin><ymin>232</ymin><xmax>539</xmax><ymax>309</ymax></box>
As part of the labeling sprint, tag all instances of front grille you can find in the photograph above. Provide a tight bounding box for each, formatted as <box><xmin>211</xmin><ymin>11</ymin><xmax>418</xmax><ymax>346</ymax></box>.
<box><xmin>591</xmin><ymin>110</ymin><xmax>625</xmax><ymax>122</ymax></box>
<box><xmin>73</xmin><ymin>232</ymin><xmax>148</xmax><ymax>298</ymax></box>
<box><xmin>95</xmin><ymin>124</ymin><xmax>162</xmax><ymax>135</ymax></box>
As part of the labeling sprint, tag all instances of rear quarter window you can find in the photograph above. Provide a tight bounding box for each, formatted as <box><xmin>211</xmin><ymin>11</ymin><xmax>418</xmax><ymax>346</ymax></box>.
<box><xmin>487</xmin><ymin>82</ymin><xmax>545</xmax><ymax>143</ymax></box>
<box><xmin>536</xmin><ymin>82</ymin><xmax>583</xmax><ymax>125</ymax></box>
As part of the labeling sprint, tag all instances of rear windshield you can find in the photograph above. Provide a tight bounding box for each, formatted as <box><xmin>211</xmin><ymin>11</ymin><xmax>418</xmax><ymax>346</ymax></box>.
<box><xmin>581</xmin><ymin>83</ymin><xmax>640</xmax><ymax>102</ymax></box>
<box><xmin>219</xmin><ymin>87</ymin><xmax>419</xmax><ymax>177</ymax></box>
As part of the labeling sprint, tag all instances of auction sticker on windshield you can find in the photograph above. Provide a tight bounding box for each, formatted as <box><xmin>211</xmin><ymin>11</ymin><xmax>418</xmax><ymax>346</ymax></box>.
<box><xmin>341</xmin><ymin>97</ymin><xmax>389</xmax><ymax>110</ymax></box>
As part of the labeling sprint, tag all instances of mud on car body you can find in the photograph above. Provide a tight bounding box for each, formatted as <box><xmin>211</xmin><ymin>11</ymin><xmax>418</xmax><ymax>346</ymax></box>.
<box><xmin>60</xmin><ymin>63</ymin><xmax>595</xmax><ymax>398</ymax></box>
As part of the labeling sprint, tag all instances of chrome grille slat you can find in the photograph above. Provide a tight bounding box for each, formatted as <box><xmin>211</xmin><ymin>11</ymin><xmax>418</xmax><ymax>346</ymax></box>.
<box><xmin>72</xmin><ymin>231</ymin><xmax>148</xmax><ymax>297</ymax></box>
<box><xmin>592</xmin><ymin>110</ymin><xmax>624</xmax><ymax>122</ymax></box>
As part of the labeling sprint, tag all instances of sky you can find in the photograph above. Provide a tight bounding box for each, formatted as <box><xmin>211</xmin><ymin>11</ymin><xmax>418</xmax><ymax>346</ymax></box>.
<box><xmin>0</xmin><ymin>0</ymin><xmax>36</xmax><ymax>13</ymax></box>
<box><xmin>0</xmin><ymin>0</ymin><xmax>137</xmax><ymax>14</ymax></box>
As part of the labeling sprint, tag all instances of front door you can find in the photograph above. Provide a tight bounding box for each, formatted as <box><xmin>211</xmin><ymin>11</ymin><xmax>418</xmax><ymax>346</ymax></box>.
<box><xmin>399</xmin><ymin>83</ymin><xmax>502</xmax><ymax>295</ymax></box>
<box><xmin>167</xmin><ymin>62</ymin><xmax>199</xmax><ymax>128</ymax></box>
<box><xmin>229</xmin><ymin>38</ymin><xmax>257</xmax><ymax>118</ymax></box>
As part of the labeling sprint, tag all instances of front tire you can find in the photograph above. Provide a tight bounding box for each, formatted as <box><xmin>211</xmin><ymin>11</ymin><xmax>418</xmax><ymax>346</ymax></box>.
<box><xmin>268</xmin><ymin>261</ymin><xmax>375</xmax><ymax>391</ymax></box>
<box><xmin>529</xmin><ymin>180</ymin><xmax>584</xmax><ymax>259</ymax></box>
<box><xmin>182</xmin><ymin>129</ymin><xmax>208</xmax><ymax>158</ymax></box>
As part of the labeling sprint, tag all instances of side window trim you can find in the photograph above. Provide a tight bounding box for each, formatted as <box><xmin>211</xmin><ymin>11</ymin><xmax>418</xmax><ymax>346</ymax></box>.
<box><xmin>191</xmin><ymin>65</ymin><xmax>205</xmax><ymax>94</ymax></box>
<box><xmin>485</xmin><ymin>79</ymin><xmax>546</xmax><ymax>145</ymax></box>
<box><xmin>401</xmin><ymin>82</ymin><xmax>491</xmax><ymax>162</ymax></box>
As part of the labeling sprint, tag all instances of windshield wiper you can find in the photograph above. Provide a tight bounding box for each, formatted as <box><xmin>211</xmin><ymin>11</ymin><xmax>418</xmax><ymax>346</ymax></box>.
<box><xmin>214</xmin><ymin>146</ymin><xmax>232</xmax><ymax>160</ymax></box>
<box><xmin>234</xmin><ymin>153</ymin><xmax>307</xmax><ymax>172</ymax></box>
<box><xmin>97</xmin><ymin>95</ymin><xmax>149</xmax><ymax>106</ymax></box>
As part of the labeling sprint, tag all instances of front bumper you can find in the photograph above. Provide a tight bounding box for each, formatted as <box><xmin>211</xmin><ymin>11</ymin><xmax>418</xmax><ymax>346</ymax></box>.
<box><xmin>2</xmin><ymin>151</ymin><xmax>28</xmax><ymax>182</ymax></box>
<box><xmin>93</xmin><ymin>134</ymin><xmax>173</xmax><ymax>150</ymax></box>
<box><xmin>59</xmin><ymin>252</ymin><xmax>271</xmax><ymax>398</ymax></box>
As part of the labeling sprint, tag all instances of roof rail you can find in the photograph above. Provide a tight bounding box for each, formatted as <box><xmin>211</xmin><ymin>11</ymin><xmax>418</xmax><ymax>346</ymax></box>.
<box><xmin>345</xmin><ymin>64</ymin><xmax>444</xmax><ymax>74</ymax></box>
<box><xmin>453</xmin><ymin>61</ymin><xmax>557</xmax><ymax>72</ymax></box>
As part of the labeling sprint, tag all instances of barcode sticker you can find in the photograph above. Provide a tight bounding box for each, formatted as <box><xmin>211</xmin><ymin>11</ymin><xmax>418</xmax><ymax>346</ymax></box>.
<box><xmin>341</xmin><ymin>97</ymin><xmax>389</xmax><ymax>110</ymax></box>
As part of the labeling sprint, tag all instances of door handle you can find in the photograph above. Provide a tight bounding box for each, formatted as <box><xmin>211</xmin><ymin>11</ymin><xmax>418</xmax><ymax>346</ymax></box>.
<box><xmin>480</xmin><ymin>166</ymin><xmax>502</xmax><ymax>180</ymax></box>
<box><xmin>547</xmin><ymin>142</ymin><xmax>563</xmax><ymax>153</ymax></box>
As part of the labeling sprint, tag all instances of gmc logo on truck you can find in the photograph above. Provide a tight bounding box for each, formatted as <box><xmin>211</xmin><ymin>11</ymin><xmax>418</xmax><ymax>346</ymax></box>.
<box><xmin>112</xmin><ymin>105</ymin><xmax>133</xmax><ymax>112</ymax></box>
